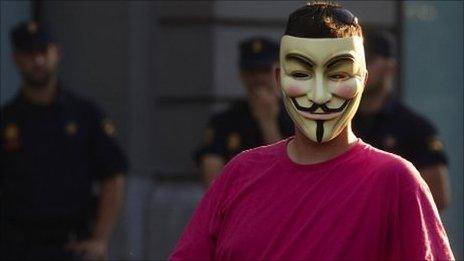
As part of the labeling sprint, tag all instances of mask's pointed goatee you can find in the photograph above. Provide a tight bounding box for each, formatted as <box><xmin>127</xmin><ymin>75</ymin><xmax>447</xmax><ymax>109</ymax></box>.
<box><xmin>316</xmin><ymin>120</ymin><xmax>324</xmax><ymax>143</ymax></box>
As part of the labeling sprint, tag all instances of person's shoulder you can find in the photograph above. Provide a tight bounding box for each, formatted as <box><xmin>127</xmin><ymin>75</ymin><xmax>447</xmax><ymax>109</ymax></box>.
<box><xmin>61</xmin><ymin>89</ymin><xmax>104</xmax><ymax>116</ymax></box>
<box><xmin>61</xmin><ymin>89</ymin><xmax>93</xmax><ymax>108</ymax></box>
<box><xmin>362</xmin><ymin>141</ymin><xmax>413</xmax><ymax>169</ymax></box>
<box><xmin>216</xmin><ymin>139</ymin><xmax>287</xmax><ymax>189</ymax></box>
<box><xmin>1</xmin><ymin>94</ymin><xmax>23</xmax><ymax>123</ymax></box>
<box><xmin>235</xmin><ymin>139</ymin><xmax>285</xmax><ymax>163</ymax></box>
<box><xmin>220</xmin><ymin>139</ymin><xmax>286</xmax><ymax>175</ymax></box>
<box><xmin>209</xmin><ymin>100</ymin><xmax>249</xmax><ymax>124</ymax></box>
<box><xmin>1</xmin><ymin>98</ymin><xmax>19</xmax><ymax>115</ymax></box>
<box><xmin>393</xmin><ymin>101</ymin><xmax>436</xmax><ymax>131</ymax></box>
<box><xmin>362</xmin><ymin>141</ymin><xmax>423</xmax><ymax>187</ymax></box>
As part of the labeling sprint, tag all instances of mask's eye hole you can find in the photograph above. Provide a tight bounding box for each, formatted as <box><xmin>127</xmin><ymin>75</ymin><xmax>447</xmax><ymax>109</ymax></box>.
<box><xmin>328</xmin><ymin>73</ymin><xmax>350</xmax><ymax>81</ymax></box>
<box><xmin>291</xmin><ymin>71</ymin><xmax>311</xmax><ymax>80</ymax></box>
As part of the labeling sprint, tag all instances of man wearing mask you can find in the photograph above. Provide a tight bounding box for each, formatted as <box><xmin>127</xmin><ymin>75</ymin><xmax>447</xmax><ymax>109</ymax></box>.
<box><xmin>353</xmin><ymin>31</ymin><xmax>451</xmax><ymax>211</ymax></box>
<box><xmin>195</xmin><ymin>37</ymin><xmax>293</xmax><ymax>186</ymax></box>
<box><xmin>0</xmin><ymin>21</ymin><xmax>127</xmax><ymax>260</ymax></box>
<box><xmin>171</xmin><ymin>2</ymin><xmax>453</xmax><ymax>260</ymax></box>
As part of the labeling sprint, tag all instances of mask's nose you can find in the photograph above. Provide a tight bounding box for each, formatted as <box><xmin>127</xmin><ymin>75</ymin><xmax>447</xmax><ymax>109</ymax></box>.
<box><xmin>307</xmin><ymin>75</ymin><xmax>332</xmax><ymax>104</ymax></box>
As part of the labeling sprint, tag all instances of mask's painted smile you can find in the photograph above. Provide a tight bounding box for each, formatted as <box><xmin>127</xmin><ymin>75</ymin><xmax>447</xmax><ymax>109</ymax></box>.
<box><xmin>290</xmin><ymin>97</ymin><xmax>350</xmax><ymax>120</ymax></box>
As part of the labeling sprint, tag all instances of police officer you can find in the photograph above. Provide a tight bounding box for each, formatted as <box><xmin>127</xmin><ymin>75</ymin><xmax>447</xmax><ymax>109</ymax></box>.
<box><xmin>353</xmin><ymin>31</ymin><xmax>451</xmax><ymax>211</ymax></box>
<box><xmin>195</xmin><ymin>37</ymin><xmax>294</xmax><ymax>186</ymax></box>
<box><xmin>0</xmin><ymin>21</ymin><xmax>128</xmax><ymax>260</ymax></box>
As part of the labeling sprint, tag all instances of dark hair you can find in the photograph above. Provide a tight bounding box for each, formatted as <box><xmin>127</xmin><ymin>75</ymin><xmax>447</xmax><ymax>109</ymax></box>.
<box><xmin>364</xmin><ymin>30</ymin><xmax>396</xmax><ymax>60</ymax></box>
<box><xmin>285</xmin><ymin>1</ymin><xmax>363</xmax><ymax>39</ymax></box>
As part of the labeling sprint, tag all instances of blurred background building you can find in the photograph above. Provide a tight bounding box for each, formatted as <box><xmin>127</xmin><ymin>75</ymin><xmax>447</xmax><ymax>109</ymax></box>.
<box><xmin>1</xmin><ymin>0</ymin><xmax>462</xmax><ymax>260</ymax></box>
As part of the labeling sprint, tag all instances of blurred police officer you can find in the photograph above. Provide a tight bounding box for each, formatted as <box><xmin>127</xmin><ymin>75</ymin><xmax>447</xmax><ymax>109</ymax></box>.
<box><xmin>195</xmin><ymin>37</ymin><xmax>293</xmax><ymax>186</ymax></box>
<box><xmin>0</xmin><ymin>21</ymin><xmax>128</xmax><ymax>260</ymax></box>
<box><xmin>353</xmin><ymin>31</ymin><xmax>451</xmax><ymax>211</ymax></box>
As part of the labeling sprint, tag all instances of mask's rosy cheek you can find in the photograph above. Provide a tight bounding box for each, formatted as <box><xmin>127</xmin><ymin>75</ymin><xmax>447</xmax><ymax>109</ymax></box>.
<box><xmin>333</xmin><ymin>83</ymin><xmax>359</xmax><ymax>99</ymax></box>
<box><xmin>281</xmin><ymin>76</ymin><xmax>309</xmax><ymax>96</ymax></box>
<box><xmin>284</xmin><ymin>85</ymin><xmax>306</xmax><ymax>97</ymax></box>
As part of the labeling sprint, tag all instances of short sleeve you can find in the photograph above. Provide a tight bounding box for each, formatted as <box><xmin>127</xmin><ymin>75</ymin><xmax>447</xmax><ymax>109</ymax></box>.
<box><xmin>401</xmin><ymin>118</ymin><xmax>448</xmax><ymax>169</ymax></box>
<box><xmin>89</xmin><ymin>105</ymin><xmax>128</xmax><ymax>180</ymax></box>
<box><xmin>389</xmin><ymin>163</ymin><xmax>454</xmax><ymax>260</ymax></box>
<box><xmin>194</xmin><ymin>115</ymin><xmax>229</xmax><ymax>164</ymax></box>
<box><xmin>169</xmin><ymin>160</ymin><xmax>236</xmax><ymax>260</ymax></box>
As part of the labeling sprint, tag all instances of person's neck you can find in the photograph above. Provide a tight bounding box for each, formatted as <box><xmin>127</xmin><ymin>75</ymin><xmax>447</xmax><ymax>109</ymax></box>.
<box><xmin>22</xmin><ymin>78</ymin><xmax>58</xmax><ymax>105</ymax></box>
<box><xmin>288</xmin><ymin>125</ymin><xmax>358</xmax><ymax>165</ymax></box>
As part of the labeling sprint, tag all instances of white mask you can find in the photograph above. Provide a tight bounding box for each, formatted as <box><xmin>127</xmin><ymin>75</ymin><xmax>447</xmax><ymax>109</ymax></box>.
<box><xmin>280</xmin><ymin>35</ymin><xmax>367</xmax><ymax>143</ymax></box>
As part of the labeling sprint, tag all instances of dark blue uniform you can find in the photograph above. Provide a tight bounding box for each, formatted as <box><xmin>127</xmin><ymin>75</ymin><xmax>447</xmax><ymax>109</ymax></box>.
<box><xmin>0</xmin><ymin>88</ymin><xmax>127</xmax><ymax>259</ymax></box>
<box><xmin>195</xmin><ymin>37</ymin><xmax>293</xmax><ymax>172</ymax></box>
<box><xmin>195</xmin><ymin>100</ymin><xmax>294</xmax><ymax>163</ymax></box>
<box><xmin>353</xmin><ymin>98</ymin><xmax>448</xmax><ymax>169</ymax></box>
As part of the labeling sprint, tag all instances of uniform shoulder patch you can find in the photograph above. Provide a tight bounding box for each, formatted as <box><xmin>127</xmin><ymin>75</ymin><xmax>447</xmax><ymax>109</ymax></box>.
<box><xmin>3</xmin><ymin>123</ymin><xmax>21</xmax><ymax>151</ymax></box>
<box><xmin>4</xmin><ymin>123</ymin><xmax>20</xmax><ymax>140</ymax></box>
<box><xmin>383</xmin><ymin>134</ymin><xmax>397</xmax><ymax>150</ymax></box>
<box><xmin>27</xmin><ymin>21</ymin><xmax>38</xmax><ymax>34</ymax></box>
<box><xmin>102</xmin><ymin>118</ymin><xmax>116</xmax><ymax>137</ymax></box>
<box><xmin>251</xmin><ymin>39</ymin><xmax>263</xmax><ymax>54</ymax></box>
<box><xmin>227</xmin><ymin>132</ymin><xmax>241</xmax><ymax>152</ymax></box>
<box><xmin>65</xmin><ymin>121</ymin><xmax>78</xmax><ymax>136</ymax></box>
<box><xmin>427</xmin><ymin>135</ymin><xmax>443</xmax><ymax>152</ymax></box>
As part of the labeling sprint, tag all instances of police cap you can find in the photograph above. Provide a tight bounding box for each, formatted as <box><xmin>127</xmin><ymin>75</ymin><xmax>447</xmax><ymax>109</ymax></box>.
<box><xmin>239</xmin><ymin>36</ymin><xmax>279</xmax><ymax>71</ymax></box>
<box><xmin>364</xmin><ymin>30</ymin><xmax>396</xmax><ymax>60</ymax></box>
<box><xmin>10</xmin><ymin>21</ymin><xmax>54</xmax><ymax>52</ymax></box>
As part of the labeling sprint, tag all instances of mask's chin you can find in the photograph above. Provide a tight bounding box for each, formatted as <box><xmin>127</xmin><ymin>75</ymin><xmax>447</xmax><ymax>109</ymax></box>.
<box><xmin>284</xmin><ymin>96</ymin><xmax>352</xmax><ymax>143</ymax></box>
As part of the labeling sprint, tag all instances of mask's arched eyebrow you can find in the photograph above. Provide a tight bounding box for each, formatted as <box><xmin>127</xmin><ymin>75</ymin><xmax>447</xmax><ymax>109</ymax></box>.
<box><xmin>325</xmin><ymin>54</ymin><xmax>355</xmax><ymax>69</ymax></box>
<box><xmin>286</xmin><ymin>53</ymin><xmax>315</xmax><ymax>68</ymax></box>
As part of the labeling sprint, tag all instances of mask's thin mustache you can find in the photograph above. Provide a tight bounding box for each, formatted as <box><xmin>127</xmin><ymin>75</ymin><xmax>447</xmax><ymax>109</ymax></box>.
<box><xmin>291</xmin><ymin>98</ymin><xmax>349</xmax><ymax>113</ymax></box>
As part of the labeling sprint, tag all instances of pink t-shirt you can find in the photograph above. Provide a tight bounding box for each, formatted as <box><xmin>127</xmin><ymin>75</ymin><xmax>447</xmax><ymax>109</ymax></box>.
<box><xmin>170</xmin><ymin>138</ymin><xmax>454</xmax><ymax>260</ymax></box>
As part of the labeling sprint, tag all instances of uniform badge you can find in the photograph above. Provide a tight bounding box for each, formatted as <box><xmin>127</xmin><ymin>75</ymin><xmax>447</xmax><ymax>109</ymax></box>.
<box><xmin>27</xmin><ymin>21</ymin><xmax>38</xmax><ymax>34</ymax></box>
<box><xmin>227</xmin><ymin>132</ymin><xmax>241</xmax><ymax>152</ymax></box>
<box><xmin>102</xmin><ymin>118</ymin><xmax>116</xmax><ymax>137</ymax></box>
<box><xmin>65</xmin><ymin>121</ymin><xmax>78</xmax><ymax>136</ymax></box>
<box><xmin>3</xmin><ymin>123</ymin><xmax>20</xmax><ymax>151</ymax></box>
<box><xmin>383</xmin><ymin>135</ymin><xmax>397</xmax><ymax>149</ymax></box>
<box><xmin>427</xmin><ymin>136</ymin><xmax>443</xmax><ymax>152</ymax></box>
<box><xmin>251</xmin><ymin>39</ymin><xmax>263</xmax><ymax>54</ymax></box>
